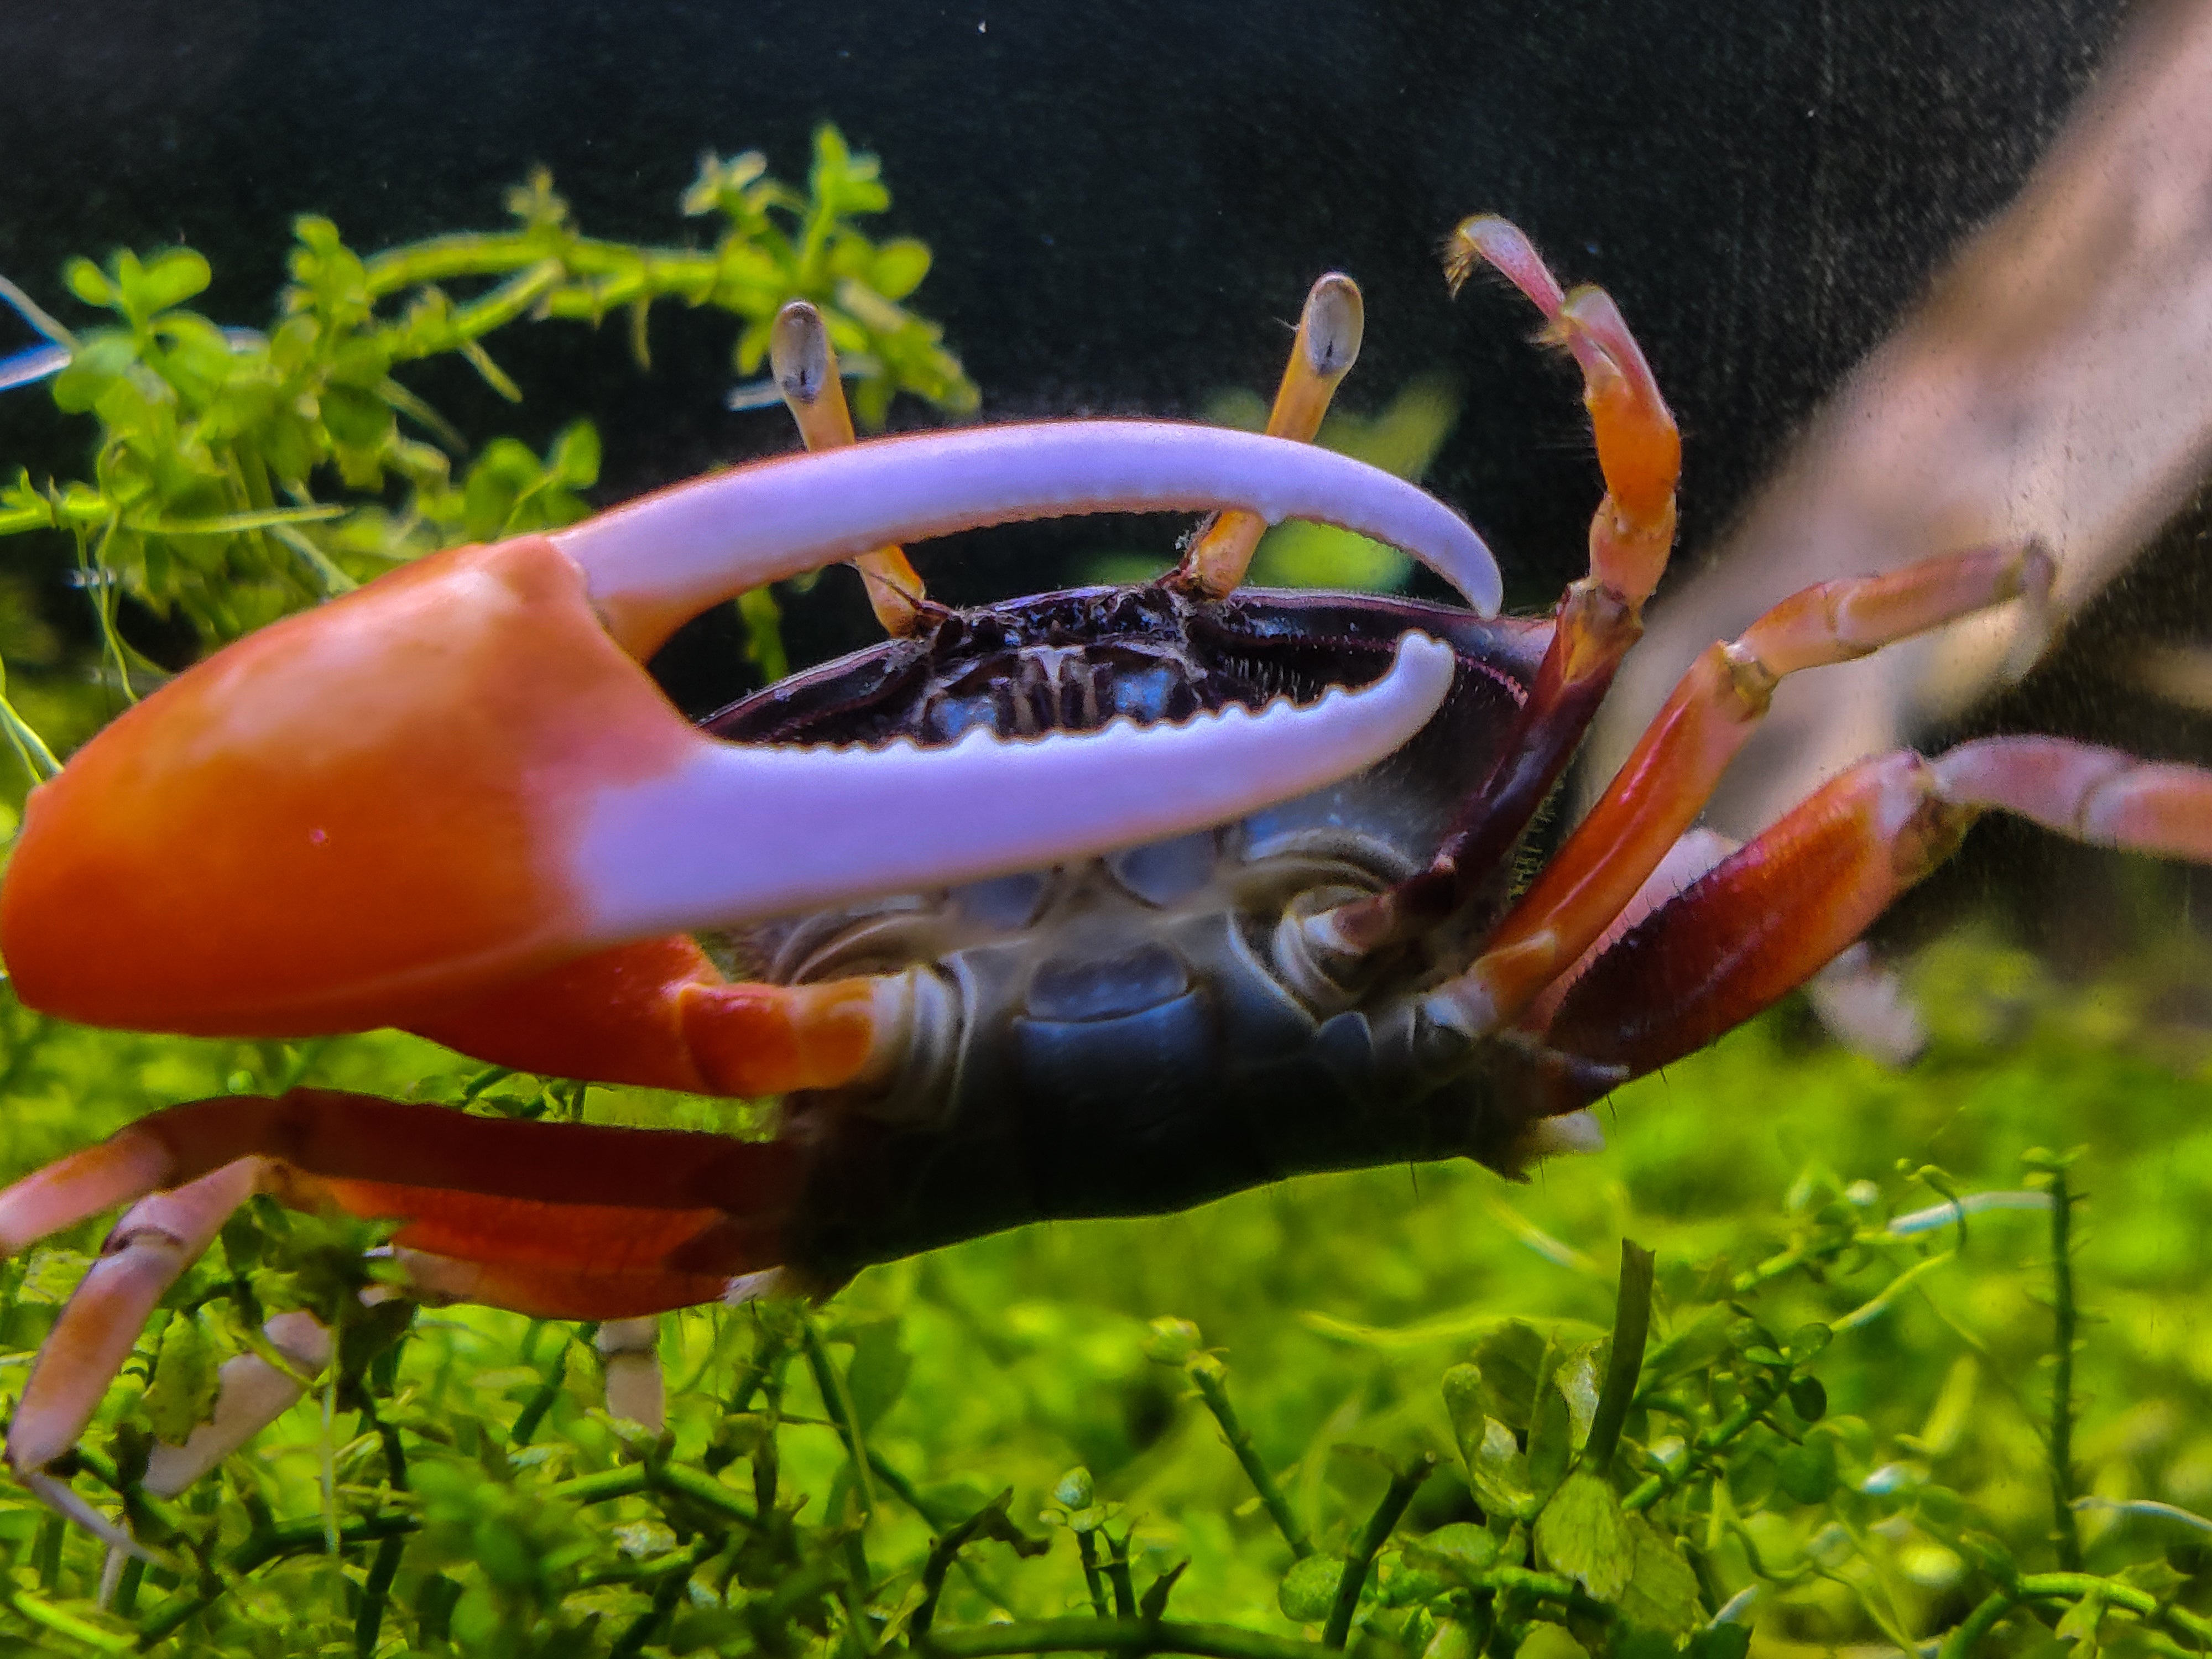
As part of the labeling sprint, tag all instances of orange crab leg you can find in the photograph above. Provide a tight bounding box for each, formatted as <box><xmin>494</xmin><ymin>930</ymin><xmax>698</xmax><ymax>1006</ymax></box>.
<box><xmin>1175</xmin><ymin>273</ymin><xmax>1366</xmax><ymax>595</ymax></box>
<box><xmin>1423</xmin><ymin>541</ymin><xmax>2053</xmax><ymax>1036</ymax></box>
<box><xmin>405</xmin><ymin>936</ymin><xmax>900</xmax><ymax>1097</ymax></box>
<box><xmin>3</xmin><ymin>420</ymin><xmax>1487</xmax><ymax>1047</ymax></box>
<box><xmin>1535</xmin><ymin>739</ymin><xmax>2212</xmax><ymax>1081</ymax></box>
<box><xmin>770</xmin><ymin>301</ymin><xmax>927</xmax><ymax>635</ymax></box>
<box><xmin>1302</xmin><ymin>220</ymin><xmax>1680</xmax><ymax>959</ymax></box>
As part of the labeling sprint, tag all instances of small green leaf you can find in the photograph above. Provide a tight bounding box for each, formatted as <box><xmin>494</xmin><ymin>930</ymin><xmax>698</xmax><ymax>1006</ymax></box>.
<box><xmin>1787</xmin><ymin>1376</ymin><xmax>1829</xmax><ymax>1422</ymax></box>
<box><xmin>145</xmin><ymin>1311</ymin><xmax>221</xmax><ymax>1444</ymax></box>
<box><xmin>870</xmin><ymin>238</ymin><xmax>932</xmax><ymax>300</ymax></box>
<box><xmin>1405</xmin><ymin>1522</ymin><xmax>1498</xmax><ymax>1583</ymax></box>
<box><xmin>2054</xmin><ymin>1588</ymin><xmax>2106</xmax><ymax>1659</ymax></box>
<box><xmin>545</xmin><ymin>418</ymin><xmax>601</xmax><ymax>488</ymax></box>
<box><xmin>131</xmin><ymin>249</ymin><xmax>212</xmax><ymax>315</ymax></box>
<box><xmin>64</xmin><ymin>257</ymin><xmax>116</xmax><ymax>307</ymax></box>
<box><xmin>1441</xmin><ymin>1363</ymin><xmax>1484</xmax><ymax>1462</ymax></box>
<box><xmin>1618</xmin><ymin>1516</ymin><xmax>1703</xmax><ymax>1635</ymax></box>
<box><xmin>1777</xmin><ymin>1434</ymin><xmax>1838</xmax><ymax>1504</ymax></box>
<box><xmin>1786</xmin><ymin>1323</ymin><xmax>1833</xmax><ymax>1361</ymax></box>
<box><xmin>1468</xmin><ymin>1320</ymin><xmax>1547</xmax><ymax>1428</ymax></box>
<box><xmin>2117</xmin><ymin>1557</ymin><xmax>2188</xmax><ymax>1598</ymax></box>
<box><xmin>1533</xmin><ymin>1468</ymin><xmax>1631</xmax><ymax>1601</ymax></box>
<box><xmin>1526</xmin><ymin>1342</ymin><xmax>1575</xmax><ymax>1498</ymax></box>
<box><xmin>18</xmin><ymin>1246</ymin><xmax>92</xmax><ymax>1305</ymax></box>
<box><xmin>1467</xmin><ymin>1416</ymin><xmax>1535</xmax><ymax>1520</ymax></box>
<box><xmin>1139</xmin><ymin>1560</ymin><xmax>1188</xmax><ymax>1620</ymax></box>
<box><xmin>1053</xmin><ymin>1468</ymin><xmax>1094</xmax><ymax>1510</ymax></box>
<box><xmin>1556</xmin><ymin>1339</ymin><xmax>1606</xmax><ymax>1451</ymax></box>
<box><xmin>1280</xmin><ymin>1555</ymin><xmax>1342</xmax><ymax>1623</ymax></box>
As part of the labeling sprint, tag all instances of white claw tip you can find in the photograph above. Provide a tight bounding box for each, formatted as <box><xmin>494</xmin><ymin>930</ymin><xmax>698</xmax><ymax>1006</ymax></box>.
<box><xmin>1523</xmin><ymin>1109</ymin><xmax>1607</xmax><ymax>1157</ymax></box>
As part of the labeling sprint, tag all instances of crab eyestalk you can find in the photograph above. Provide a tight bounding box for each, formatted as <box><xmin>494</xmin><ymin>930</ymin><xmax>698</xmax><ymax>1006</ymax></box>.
<box><xmin>1175</xmin><ymin>272</ymin><xmax>1366</xmax><ymax>596</ymax></box>
<box><xmin>770</xmin><ymin>301</ymin><xmax>929</xmax><ymax>635</ymax></box>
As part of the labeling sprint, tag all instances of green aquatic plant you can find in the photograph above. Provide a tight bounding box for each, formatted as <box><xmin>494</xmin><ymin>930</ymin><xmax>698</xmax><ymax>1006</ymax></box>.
<box><xmin>0</xmin><ymin>123</ymin><xmax>975</xmax><ymax>780</ymax></box>
<box><xmin>4</xmin><ymin>939</ymin><xmax>2212</xmax><ymax>1655</ymax></box>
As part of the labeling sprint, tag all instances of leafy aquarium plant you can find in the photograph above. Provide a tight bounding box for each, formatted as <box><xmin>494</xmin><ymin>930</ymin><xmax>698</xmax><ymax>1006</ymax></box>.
<box><xmin>3</xmin><ymin>132</ymin><xmax>2212</xmax><ymax>1658</ymax></box>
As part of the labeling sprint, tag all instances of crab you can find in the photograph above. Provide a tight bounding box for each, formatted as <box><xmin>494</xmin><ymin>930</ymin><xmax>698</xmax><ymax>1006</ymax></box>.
<box><xmin>4</xmin><ymin>216</ymin><xmax>2211</xmax><ymax>1553</ymax></box>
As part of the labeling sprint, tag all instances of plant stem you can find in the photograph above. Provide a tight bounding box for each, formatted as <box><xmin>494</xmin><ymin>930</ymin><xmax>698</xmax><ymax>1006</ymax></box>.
<box><xmin>1105</xmin><ymin>1530</ymin><xmax>1139</xmax><ymax>1618</ymax></box>
<box><xmin>1621</xmin><ymin>1375</ymin><xmax>1787</xmax><ymax>1514</ymax></box>
<box><xmin>1187</xmin><ymin>1359</ymin><xmax>1312</xmax><ymax>1558</ymax></box>
<box><xmin>913</xmin><ymin>1494</ymin><xmax>1015</xmax><ymax>1640</ymax></box>
<box><xmin>2042</xmin><ymin>1159</ymin><xmax>2083</xmax><ymax>1572</ymax></box>
<box><xmin>1936</xmin><ymin>1572</ymin><xmax>2212</xmax><ymax>1658</ymax></box>
<box><xmin>1322</xmin><ymin>1454</ymin><xmax>1434</xmax><ymax>1649</ymax></box>
<box><xmin>1583</xmin><ymin>1241</ymin><xmax>1655</xmax><ymax>1472</ymax></box>
<box><xmin>1077</xmin><ymin>1532</ymin><xmax>1112</xmax><ymax>1620</ymax></box>
<box><xmin>800</xmin><ymin>1310</ymin><xmax>878</xmax><ymax>1516</ymax></box>
<box><xmin>353</xmin><ymin>1533</ymin><xmax>405</xmax><ymax>1658</ymax></box>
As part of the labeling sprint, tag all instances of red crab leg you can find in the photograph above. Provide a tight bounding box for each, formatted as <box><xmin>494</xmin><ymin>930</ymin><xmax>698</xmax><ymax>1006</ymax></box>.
<box><xmin>1421</xmin><ymin>541</ymin><xmax>2052</xmax><ymax>1036</ymax></box>
<box><xmin>1175</xmin><ymin>273</ymin><xmax>1366</xmax><ymax>595</ymax></box>
<box><xmin>1533</xmin><ymin>738</ymin><xmax>2212</xmax><ymax>1082</ymax></box>
<box><xmin>0</xmin><ymin>1091</ymin><xmax>804</xmax><ymax>1322</ymax></box>
<box><xmin>3</xmin><ymin>419</ymin><xmax>1486</xmax><ymax>1042</ymax></box>
<box><xmin>770</xmin><ymin>301</ymin><xmax>928</xmax><ymax>634</ymax></box>
<box><xmin>1314</xmin><ymin>218</ymin><xmax>1682</xmax><ymax>958</ymax></box>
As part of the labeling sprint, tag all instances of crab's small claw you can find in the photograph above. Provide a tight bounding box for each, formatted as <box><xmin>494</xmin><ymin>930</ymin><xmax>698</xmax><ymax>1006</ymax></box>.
<box><xmin>0</xmin><ymin>421</ymin><xmax>1479</xmax><ymax>1040</ymax></box>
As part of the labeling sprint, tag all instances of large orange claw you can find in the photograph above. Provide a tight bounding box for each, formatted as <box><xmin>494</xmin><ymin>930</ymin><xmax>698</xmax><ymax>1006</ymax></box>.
<box><xmin>0</xmin><ymin>420</ymin><xmax>1488</xmax><ymax>1040</ymax></box>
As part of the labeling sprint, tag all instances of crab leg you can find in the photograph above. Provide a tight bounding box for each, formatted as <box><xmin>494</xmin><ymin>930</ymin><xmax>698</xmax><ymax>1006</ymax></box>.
<box><xmin>1532</xmin><ymin>739</ymin><xmax>2212</xmax><ymax>1084</ymax></box>
<box><xmin>770</xmin><ymin>301</ymin><xmax>928</xmax><ymax>635</ymax></box>
<box><xmin>0</xmin><ymin>1091</ymin><xmax>805</xmax><ymax>1322</ymax></box>
<box><xmin>6</xmin><ymin>1161</ymin><xmax>260</xmax><ymax>1551</ymax></box>
<box><xmin>142</xmin><ymin>1310</ymin><xmax>333</xmax><ymax>1499</ymax></box>
<box><xmin>1313</xmin><ymin>220</ymin><xmax>1681</xmax><ymax>957</ymax></box>
<box><xmin>1417</xmin><ymin>541</ymin><xmax>2052</xmax><ymax>1037</ymax></box>
<box><xmin>3</xmin><ymin>419</ymin><xmax>1484</xmax><ymax>1042</ymax></box>
<box><xmin>1174</xmin><ymin>273</ymin><xmax>1366</xmax><ymax>595</ymax></box>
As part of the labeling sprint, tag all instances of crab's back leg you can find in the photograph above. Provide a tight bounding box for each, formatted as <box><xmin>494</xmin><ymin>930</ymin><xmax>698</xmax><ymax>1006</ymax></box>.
<box><xmin>2</xmin><ymin>1092</ymin><xmax>773</xmax><ymax>1534</ymax></box>
<box><xmin>0</xmin><ymin>1090</ymin><xmax>806</xmax><ymax>1320</ymax></box>
<box><xmin>1313</xmin><ymin>219</ymin><xmax>1681</xmax><ymax>960</ymax></box>
<box><xmin>1531</xmin><ymin>739</ymin><xmax>2212</xmax><ymax>1087</ymax></box>
<box><xmin>1173</xmin><ymin>273</ymin><xmax>1365</xmax><ymax>596</ymax></box>
<box><xmin>770</xmin><ymin>301</ymin><xmax>928</xmax><ymax>635</ymax></box>
<box><xmin>1418</xmin><ymin>540</ymin><xmax>2052</xmax><ymax>1036</ymax></box>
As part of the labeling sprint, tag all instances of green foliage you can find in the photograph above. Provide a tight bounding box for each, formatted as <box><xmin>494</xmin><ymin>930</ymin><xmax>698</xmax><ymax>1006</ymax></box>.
<box><xmin>0</xmin><ymin>124</ymin><xmax>975</xmax><ymax>779</ymax></box>
<box><xmin>3</xmin><ymin>933</ymin><xmax>2212</xmax><ymax>1655</ymax></box>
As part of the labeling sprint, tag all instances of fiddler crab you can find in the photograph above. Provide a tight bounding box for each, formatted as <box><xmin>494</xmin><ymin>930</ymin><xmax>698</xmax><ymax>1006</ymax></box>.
<box><xmin>4</xmin><ymin>217</ymin><xmax>2210</xmax><ymax>1555</ymax></box>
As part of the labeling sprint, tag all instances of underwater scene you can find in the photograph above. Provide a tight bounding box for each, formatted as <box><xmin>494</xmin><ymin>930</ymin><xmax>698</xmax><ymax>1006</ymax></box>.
<box><xmin>3</xmin><ymin>2</ymin><xmax>2212</xmax><ymax>1653</ymax></box>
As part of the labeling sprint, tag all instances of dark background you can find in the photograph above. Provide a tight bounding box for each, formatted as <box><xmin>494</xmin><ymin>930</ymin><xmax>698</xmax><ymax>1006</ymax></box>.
<box><xmin>0</xmin><ymin>0</ymin><xmax>2129</xmax><ymax>618</ymax></box>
